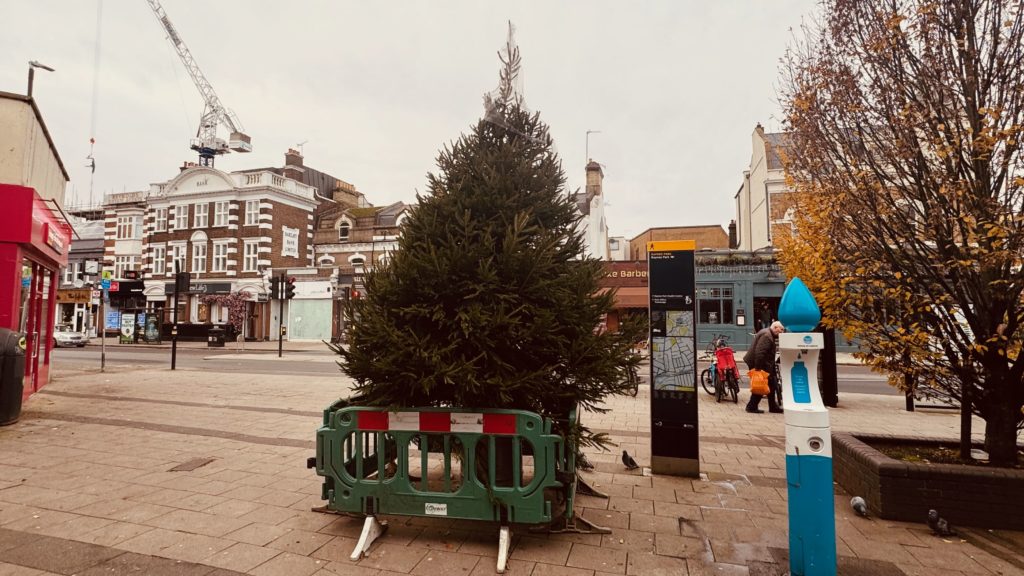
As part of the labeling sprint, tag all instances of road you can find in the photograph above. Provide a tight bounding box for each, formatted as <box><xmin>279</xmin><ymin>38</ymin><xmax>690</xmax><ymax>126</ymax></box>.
<box><xmin>51</xmin><ymin>345</ymin><xmax>344</xmax><ymax>376</ymax></box>
<box><xmin>52</xmin><ymin>346</ymin><xmax>903</xmax><ymax>396</ymax></box>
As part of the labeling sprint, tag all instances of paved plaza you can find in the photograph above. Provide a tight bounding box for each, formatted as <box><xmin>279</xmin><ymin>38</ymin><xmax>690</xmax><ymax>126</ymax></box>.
<box><xmin>0</xmin><ymin>361</ymin><xmax>1021</xmax><ymax>576</ymax></box>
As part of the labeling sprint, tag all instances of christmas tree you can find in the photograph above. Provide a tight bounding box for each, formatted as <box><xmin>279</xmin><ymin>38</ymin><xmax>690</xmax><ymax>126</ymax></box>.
<box><xmin>335</xmin><ymin>27</ymin><xmax>642</xmax><ymax>452</ymax></box>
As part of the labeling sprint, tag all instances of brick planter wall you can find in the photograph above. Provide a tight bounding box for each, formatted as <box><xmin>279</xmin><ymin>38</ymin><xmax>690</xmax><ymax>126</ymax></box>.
<box><xmin>832</xmin><ymin>432</ymin><xmax>1024</xmax><ymax>530</ymax></box>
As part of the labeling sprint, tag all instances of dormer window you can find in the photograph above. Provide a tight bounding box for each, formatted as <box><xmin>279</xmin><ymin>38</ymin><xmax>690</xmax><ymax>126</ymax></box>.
<box><xmin>338</xmin><ymin>222</ymin><xmax>351</xmax><ymax>241</ymax></box>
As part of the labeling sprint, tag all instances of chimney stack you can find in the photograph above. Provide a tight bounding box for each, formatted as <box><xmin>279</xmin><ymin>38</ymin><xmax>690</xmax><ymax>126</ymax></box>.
<box><xmin>283</xmin><ymin>148</ymin><xmax>305</xmax><ymax>181</ymax></box>
<box><xmin>585</xmin><ymin>159</ymin><xmax>603</xmax><ymax>200</ymax></box>
<box><xmin>728</xmin><ymin>220</ymin><xmax>738</xmax><ymax>249</ymax></box>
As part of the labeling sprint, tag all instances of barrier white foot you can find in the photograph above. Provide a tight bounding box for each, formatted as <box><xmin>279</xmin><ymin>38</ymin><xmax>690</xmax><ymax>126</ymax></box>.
<box><xmin>350</xmin><ymin>515</ymin><xmax>387</xmax><ymax>560</ymax></box>
<box><xmin>496</xmin><ymin>524</ymin><xmax>512</xmax><ymax>574</ymax></box>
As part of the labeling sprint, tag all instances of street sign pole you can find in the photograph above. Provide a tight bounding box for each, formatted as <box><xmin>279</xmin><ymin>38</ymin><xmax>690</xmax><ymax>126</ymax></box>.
<box><xmin>278</xmin><ymin>272</ymin><xmax>285</xmax><ymax>358</ymax></box>
<box><xmin>172</xmin><ymin>265</ymin><xmax>185</xmax><ymax>370</ymax></box>
<box><xmin>171</xmin><ymin>281</ymin><xmax>179</xmax><ymax>370</ymax></box>
<box><xmin>100</xmin><ymin>291</ymin><xmax>106</xmax><ymax>372</ymax></box>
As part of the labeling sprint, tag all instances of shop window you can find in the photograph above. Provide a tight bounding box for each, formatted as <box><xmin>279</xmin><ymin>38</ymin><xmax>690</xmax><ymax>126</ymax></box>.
<box><xmin>698</xmin><ymin>286</ymin><xmax>734</xmax><ymax>324</ymax></box>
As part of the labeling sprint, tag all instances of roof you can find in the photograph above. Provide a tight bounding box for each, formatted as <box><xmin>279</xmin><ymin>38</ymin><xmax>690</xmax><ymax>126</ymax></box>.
<box><xmin>630</xmin><ymin>225</ymin><xmax>730</xmax><ymax>250</ymax></box>
<box><xmin>348</xmin><ymin>207</ymin><xmax>381</xmax><ymax>218</ymax></box>
<box><xmin>69</xmin><ymin>217</ymin><xmax>105</xmax><ymax>240</ymax></box>
<box><xmin>0</xmin><ymin>91</ymin><xmax>70</xmax><ymax>181</ymax></box>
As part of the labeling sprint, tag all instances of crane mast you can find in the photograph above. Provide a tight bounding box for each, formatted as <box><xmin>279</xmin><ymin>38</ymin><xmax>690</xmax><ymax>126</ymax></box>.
<box><xmin>146</xmin><ymin>0</ymin><xmax>251</xmax><ymax>165</ymax></box>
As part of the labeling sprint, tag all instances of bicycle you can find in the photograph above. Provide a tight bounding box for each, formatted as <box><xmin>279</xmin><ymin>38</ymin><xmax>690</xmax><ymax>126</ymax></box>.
<box><xmin>700</xmin><ymin>335</ymin><xmax>738</xmax><ymax>402</ymax></box>
<box><xmin>700</xmin><ymin>336</ymin><xmax>723</xmax><ymax>396</ymax></box>
<box><xmin>714</xmin><ymin>343</ymin><xmax>740</xmax><ymax>403</ymax></box>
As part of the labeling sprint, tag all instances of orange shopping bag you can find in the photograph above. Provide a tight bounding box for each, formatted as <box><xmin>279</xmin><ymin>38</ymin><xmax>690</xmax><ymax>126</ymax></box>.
<box><xmin>748</xmin><ymin>369</ymin><xmax>770</xmax><ymax>396</ymax></box>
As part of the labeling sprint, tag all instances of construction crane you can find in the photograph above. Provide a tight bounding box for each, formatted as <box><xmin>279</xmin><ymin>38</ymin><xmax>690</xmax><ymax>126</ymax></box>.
<box><xmin>146</xmin><ymin>0</ymin><xmax>251</xmax><ymax>166</ymax></box>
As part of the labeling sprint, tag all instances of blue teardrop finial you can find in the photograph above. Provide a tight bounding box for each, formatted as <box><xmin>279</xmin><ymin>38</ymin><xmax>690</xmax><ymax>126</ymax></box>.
<box><xmin>778</xmin><ymin>277</ymin><xmax>821</xmax><ymax>332</ymax></box>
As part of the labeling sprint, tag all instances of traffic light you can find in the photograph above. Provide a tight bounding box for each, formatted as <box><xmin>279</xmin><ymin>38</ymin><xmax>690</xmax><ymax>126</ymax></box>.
<box><xmin>284</xmin><ymin>277</ymin><xmax>296</xmax><ymax>300</ymax></box>
<box><xmin>269</xmin><ymin>276</ymin><xmax>281</xmax><ymax>300</ymax></box>
<box><xmin>350</xmin><ymin>288</ymin><xmax>360</xmax><ymax>299</ymax></box>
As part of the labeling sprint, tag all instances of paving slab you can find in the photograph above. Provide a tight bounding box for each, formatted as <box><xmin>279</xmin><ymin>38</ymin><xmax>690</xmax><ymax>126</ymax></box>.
<box><xmin>0</xmin><ymin>365</ymin><xmax>1019</xmax><ymax>576</ymax></box>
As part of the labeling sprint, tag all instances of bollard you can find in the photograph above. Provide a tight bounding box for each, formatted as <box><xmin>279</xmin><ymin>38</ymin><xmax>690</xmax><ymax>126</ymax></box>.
<box><xmin>778</xmin><ymin>278</ymin><xmax>836</xmax><ymax>576</ymax></box>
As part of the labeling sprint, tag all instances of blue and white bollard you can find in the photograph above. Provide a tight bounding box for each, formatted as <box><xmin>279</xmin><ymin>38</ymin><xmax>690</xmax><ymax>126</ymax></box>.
<box><xmin>778</xmin><ymin>278</ymin><xmax>836</xmax><ymax>576</ymax></box>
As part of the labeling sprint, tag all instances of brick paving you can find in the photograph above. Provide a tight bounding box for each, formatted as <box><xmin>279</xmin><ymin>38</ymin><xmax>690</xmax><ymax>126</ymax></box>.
<box><xmin>0</xmin><ymin>364</ymin><xmax>1020</xmax><ymax>575</ymax></box>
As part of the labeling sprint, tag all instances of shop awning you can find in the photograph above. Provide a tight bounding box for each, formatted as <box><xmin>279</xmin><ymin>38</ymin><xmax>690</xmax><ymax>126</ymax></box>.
<box><xmin>601</xmin><ymin>287</ymin><xmax>648</xmax><ymax>309</ymax></box>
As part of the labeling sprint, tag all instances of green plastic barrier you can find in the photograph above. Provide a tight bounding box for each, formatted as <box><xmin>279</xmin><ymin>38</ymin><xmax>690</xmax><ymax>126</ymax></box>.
<box><xmin>313</xmin><ymin>402</ymin><xmax>565</xmax><ymax>524</ymax></box>
<box><xmin>310</xmin><ymin>401</ymin><xmax>610</xmax><ymax>573</ymax></box>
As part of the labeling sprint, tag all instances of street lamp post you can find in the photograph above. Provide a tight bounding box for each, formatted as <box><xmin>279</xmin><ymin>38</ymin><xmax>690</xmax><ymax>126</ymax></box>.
<box><xmin>27</xmin><ymin>60</ymin><xmax>55</xmax><ymax>98</ymax></box>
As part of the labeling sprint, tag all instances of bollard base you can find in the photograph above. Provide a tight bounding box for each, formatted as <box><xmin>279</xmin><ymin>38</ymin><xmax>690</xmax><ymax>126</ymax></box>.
<box><xmin>786</xmin><ymin>453</ymin><xmax>836</xmax><ymax>576</ymax></box>
<box><xmin>650</xmin><ymin>455</ymin><xmax>700</xmax><ymax>477</ymax></box>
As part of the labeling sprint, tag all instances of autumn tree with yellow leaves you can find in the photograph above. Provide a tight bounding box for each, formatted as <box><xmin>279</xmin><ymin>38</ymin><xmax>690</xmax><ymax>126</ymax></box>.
<box><xmin>777</xmin><ymin>0</ymin><xmax>1024</xmax><ymax>465</ymax></box>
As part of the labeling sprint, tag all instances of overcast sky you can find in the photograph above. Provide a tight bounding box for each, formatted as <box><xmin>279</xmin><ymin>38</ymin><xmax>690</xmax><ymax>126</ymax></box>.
<box><xmin>2</xmin><ymin>0</ymin><xmax>817</xmax><ymax>240</ymax></box>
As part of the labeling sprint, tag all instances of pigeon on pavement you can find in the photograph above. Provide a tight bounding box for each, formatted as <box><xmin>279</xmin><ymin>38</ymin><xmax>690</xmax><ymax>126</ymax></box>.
<box><xmin>850</xmin><ymin>496</ymin><xmax>868</xmax><ymax>517</ymax></box>
<box><xmin>621</xmin><ymin>450</ymin><xmax>639</xmax><ymax>470</ymax></box>
<box><xmin>927</xmin><ymin>509</ymin><xmax>956</xmax><ymax>537</ymax></box>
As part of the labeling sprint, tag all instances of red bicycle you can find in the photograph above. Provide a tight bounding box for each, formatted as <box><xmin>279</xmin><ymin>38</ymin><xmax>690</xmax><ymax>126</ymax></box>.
<box><xmin>714</xmin><ymin>344</ymin><xmax>740</xmax><ymax>403</ymax></box>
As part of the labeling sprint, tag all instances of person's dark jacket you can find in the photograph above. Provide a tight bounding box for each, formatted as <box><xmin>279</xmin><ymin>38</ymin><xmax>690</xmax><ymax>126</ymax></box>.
<box><xmin>743</xmin><ymin>327</ymin><xmax>776</xmax><ymax>372</ymax></box>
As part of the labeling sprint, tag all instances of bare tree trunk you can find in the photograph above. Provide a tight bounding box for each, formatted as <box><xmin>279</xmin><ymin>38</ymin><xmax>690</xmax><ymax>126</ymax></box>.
<box><xmin>983</xmin><ymin>386</ymin><xmax>1021</xmax><ymax>467</ymax></box>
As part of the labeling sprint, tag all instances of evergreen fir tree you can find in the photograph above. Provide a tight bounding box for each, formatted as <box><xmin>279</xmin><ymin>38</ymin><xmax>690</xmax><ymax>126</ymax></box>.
<box><xmin>334</xmin><ymin>28</ymin><xmax>643</xmax><ymax>451</ymax></box>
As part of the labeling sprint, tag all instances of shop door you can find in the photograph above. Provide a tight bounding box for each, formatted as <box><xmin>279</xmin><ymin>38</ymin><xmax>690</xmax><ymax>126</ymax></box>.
<box><xmin>19</xmin><ymin>260</ymin><xmax>54</xmax><ymax>395</ymax></box>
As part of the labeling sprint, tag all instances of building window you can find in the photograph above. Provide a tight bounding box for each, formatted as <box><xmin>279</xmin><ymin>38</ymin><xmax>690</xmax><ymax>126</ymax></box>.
<box><xmin>350</xmin><ymin>256</ymin><xmax>365</xmax><ymax>267</ymax></box>
<box><xmin>245</xmin><ymin>200</ymin><xmax>260</xmax><ymax>226</ymax></box>
<box><xmin>62</xmin><ymin>262</ymin><xmax>80</xmax><ymax>285</ymax></box>
<box><xmin>152</xmin><ymin>245</ymin><xmax>166</xmax><ymax>276</ymax></box>
<box><xmin>116</xmin><ymin>216</ymin><xmax>135</xmax><ymax>239</ymax></box>
<box><xmin>214</xmin><ymin>202</ymin><xmax>230</xmax><ymax>227</ymax></box>
<box><xmin>114</xmin><ymin>256</ymin><xmax>137</xmax><ymax>279</ymax></box>
<box><xmin>243</xmin><ymin>240</ymin><xmax>259</xmax><ymax>272</ymax></box>
<box><xmin>212</xmin><ymin>243</ymin><xmax>229</xmax><ymax>272</ymax></box>
<box><xmin>194</xmin><ymin>203</ymin><xmax>209</xmax><ymax>228</ymax></box>
<box><xmin>192</xmin><ymin>242</ymin><xmax>207</xmax><ymax>273</ymax></box>
<box><xmin>171</xmin><ymin>244</ymin><xmax>187</xmax><ymax>274</ymax></box>
<box><xmin>174</xmin><ymin>206</ymin><xmax>189</xmax><ymax>230</ymax></box>
<box><xmin>154</xmin><ymin>208</ymin><xmax>168</xmax><ymax>232</ymax></box>
<box><xmin>698</xmin><ymin>286</ymin><xmax>734</xmax><ymax>324</ymax></box>
<box><xmin>338</xmin><ymin>222</ymin><xmax>350</xmax><ymax>241</ymax></box>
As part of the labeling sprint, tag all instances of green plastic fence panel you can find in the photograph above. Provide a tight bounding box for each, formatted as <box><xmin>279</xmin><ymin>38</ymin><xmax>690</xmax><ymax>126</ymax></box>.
<box><xmin>314</xmin><ymin>403</ymin><xmax>567</xmax><ymax>525</ymax></box>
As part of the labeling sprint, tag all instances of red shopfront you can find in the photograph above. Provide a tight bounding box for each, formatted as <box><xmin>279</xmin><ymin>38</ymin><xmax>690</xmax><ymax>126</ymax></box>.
<box><xmin>0</xmin><ymin>184</ymin><xmax>71</xmax><ymax>399</ymax></box>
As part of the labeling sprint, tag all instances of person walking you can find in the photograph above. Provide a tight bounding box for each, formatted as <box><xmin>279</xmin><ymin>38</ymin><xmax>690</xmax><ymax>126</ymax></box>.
<box><xmin>743</xmin><ymin>321</ymin><xmax>785</xmax><ymax>414</ymax></box>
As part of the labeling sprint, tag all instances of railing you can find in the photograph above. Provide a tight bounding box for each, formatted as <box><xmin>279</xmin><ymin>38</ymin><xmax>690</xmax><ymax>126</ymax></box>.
<box><xmin>235</xmin><ymin>171</ymin><xmax>315</xmax><ymax>200</ymax></box>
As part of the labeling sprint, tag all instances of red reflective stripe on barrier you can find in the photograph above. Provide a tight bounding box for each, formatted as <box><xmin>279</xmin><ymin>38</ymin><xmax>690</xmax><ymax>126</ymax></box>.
<box><xmin>357</xmin><ymin>411</ymin><xmax>388</xmax><ymax>431</ymax></box>
<box><xmin>482</xmin><ymin>414</ymin><xmax>516</xmax><ymax>435</ymax></box>
<box><xmin>419</xmin><ymin>412</ymin><xmax>451</xmax><ymax>433</ymax></box>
